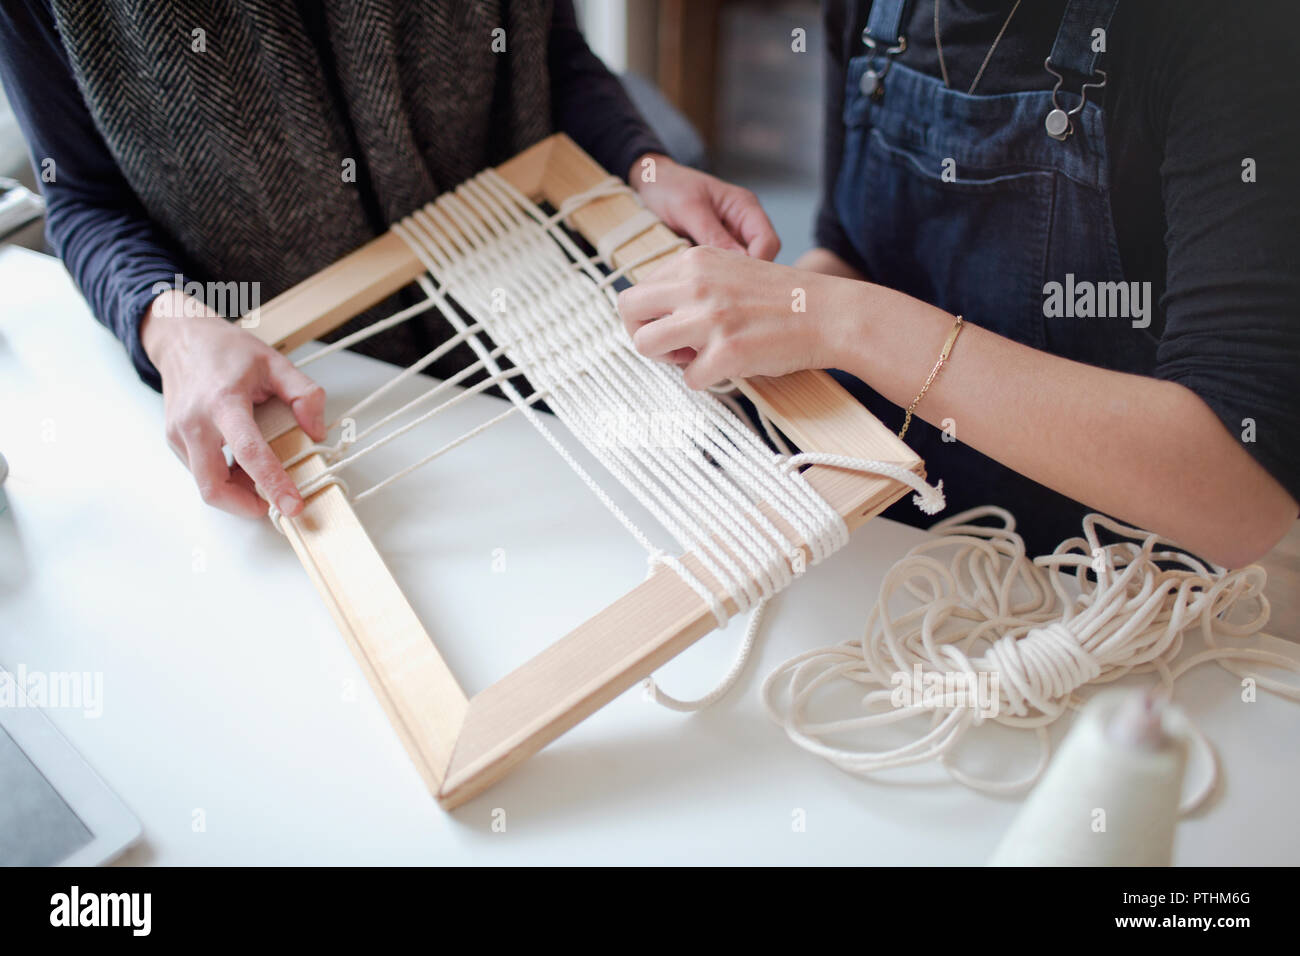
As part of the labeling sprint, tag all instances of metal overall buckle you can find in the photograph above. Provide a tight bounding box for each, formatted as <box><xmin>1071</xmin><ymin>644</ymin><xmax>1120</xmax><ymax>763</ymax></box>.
<box><xmin>1043</xmin><ymin>57</ymin><xmax>1107</xmax><ymax>140</ymax></box>
<box><xmin>860</xmin><ymin>29</ymin><xmax>907</xmax><ymax>100</ymax></box>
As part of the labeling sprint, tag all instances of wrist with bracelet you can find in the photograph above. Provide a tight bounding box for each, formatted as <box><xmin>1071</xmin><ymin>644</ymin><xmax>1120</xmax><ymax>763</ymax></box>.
<box><xmin>898</xmin><ymin>314</ymin><xmax>965</xmax><ymax>440</ymax></box>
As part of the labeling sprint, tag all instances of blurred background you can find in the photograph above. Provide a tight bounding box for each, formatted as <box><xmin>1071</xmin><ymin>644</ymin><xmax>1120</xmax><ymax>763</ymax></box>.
<box><xmin>577</xmin><ymin>0</ymin><xmax>824</xmax><ymax>264</ymax></box>
<box><xmin>0</xmin><ymin>62</ymin><xmax>44</xmax><ymax>250</ymax></box>
<box><xmin>0</xmin><ymin>0</ymin><xmax>826</xmax><ymax>261</ymax></box>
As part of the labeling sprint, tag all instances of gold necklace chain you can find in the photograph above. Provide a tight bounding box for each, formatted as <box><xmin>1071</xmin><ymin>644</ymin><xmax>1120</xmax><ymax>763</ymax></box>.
<box><xmin>934</xmin><ymin>0</ymin><xmax>1023</xmax><ymax>96</ymax></box>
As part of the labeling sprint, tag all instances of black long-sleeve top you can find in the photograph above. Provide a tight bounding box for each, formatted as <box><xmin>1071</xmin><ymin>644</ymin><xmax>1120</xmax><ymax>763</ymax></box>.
<box><xmin>817</xmin><ymin>0</ymin><xmax>1300</xmax><ymax>516</ymax></box>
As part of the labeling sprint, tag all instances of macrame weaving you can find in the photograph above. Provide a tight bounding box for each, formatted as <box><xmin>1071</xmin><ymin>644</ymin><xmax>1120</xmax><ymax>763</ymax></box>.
<box><xmin>268</xmin><ymin>169</ymin><xmax>944</xmax><ymax>629</ymax></box>
<box><xmin>247</xmin><ymin>134</ymin><xmax>935</xmax><ymax>808</ymax></box>
<box><xmin>248</xmin><ymin>136</ymin><xmax>1296</xmax><ymax>813</ymax></box>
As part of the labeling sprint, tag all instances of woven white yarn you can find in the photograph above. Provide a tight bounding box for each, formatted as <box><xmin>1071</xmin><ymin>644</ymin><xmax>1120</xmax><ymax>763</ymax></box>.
<box><xmin>642</xmin><ymin>449</ymin><xmax>946</xmax><ymax>710</ymax></box>
<box><xmin>271</xmin><ymin>171</ymin><xmax>945</xmax><ymax>638</ymax></box>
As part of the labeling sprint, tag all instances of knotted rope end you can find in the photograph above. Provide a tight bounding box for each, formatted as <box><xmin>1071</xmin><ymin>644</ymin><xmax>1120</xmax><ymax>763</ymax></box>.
<box><xmin>913</xmin><ymin>478</ymin><xmax>946</xmax><ymax>515</ymax></box>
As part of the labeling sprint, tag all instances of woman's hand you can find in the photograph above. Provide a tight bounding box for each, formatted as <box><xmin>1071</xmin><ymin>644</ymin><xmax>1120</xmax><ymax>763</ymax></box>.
<box><xmin>630</xmin><ymin>153</ymin><xmax>780</xmax><ymax>261</ymax></box>
<box><xmin>141</xmin><ymin>291</ymin><xmax>327</xmax><ymax>519</ymax></box>
<box><xmin>617</xmin><ymin>244</ymin><xmax>866</xmax><ymax>388</ymax></box>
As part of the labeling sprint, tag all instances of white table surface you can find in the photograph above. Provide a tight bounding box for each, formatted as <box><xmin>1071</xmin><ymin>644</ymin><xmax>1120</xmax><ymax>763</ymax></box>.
<box><xmin>1</xmin><ymin>245</ymin><xmax>1297</xmax><ymax>866</ymax></box>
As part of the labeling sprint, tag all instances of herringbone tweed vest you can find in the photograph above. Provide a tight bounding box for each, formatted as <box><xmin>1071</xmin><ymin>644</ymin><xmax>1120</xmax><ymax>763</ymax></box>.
<box><xmin>50</xmin><ymin>0</ymin><xmax>554</xmax><ymax>320</ymax></box>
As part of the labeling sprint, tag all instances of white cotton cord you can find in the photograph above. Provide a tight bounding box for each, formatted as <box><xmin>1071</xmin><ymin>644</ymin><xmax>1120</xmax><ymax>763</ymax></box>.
<box><xmin>594</xmin><ymin>238</ymin><xmax>689</xmax><ymax>288</ymax></box>
<box><xmin>760</xmin><ymin>506</ymin><xmax>1300</xmax><ymax>813</ymax></box>
<box><xmin>315</xmin><ymin>366</ymin><xmax>530</xmax><ymax>477</ymax></box>
<box><xmin>265</xmin><ymin>475</ymin><xmax>350</xmax><ymax>533</ymax></box>
<box><xmin>749</xmin><ymin>400</ymin><xmax>794</xmax><ymax>457</ymax></box>
<box><xmin>542</xmin><ymin>176</ymin><xmax>633</xmax><ymax>230</ymax></box>
<box><xmin>425</xmin><ymin>196</ymin><xmax>771</xmax><ymax>612</ymax></box>
<box><xmin>460</xmin><ymin>171</ymin><xmax>845</xmax><ymax>599</ymax></box>
<box><xmin>484</xmin><ymin>170</ymin><xmax>662</xmax><ymax>309</ymax></box>
<box><xmin>336</xmin><ymin>344</ymin><xmax>510</xmax><ymax>451</ymax></box>
<box><xmin>595</xmin><ymin>208</ymin><xmax>661</xmax><ymax>266</ymax></box>
<box><xmin>294</xmin><ymin>290</ymin><xmax>442</xmax><ymax>368</ymax></box>
<box><xmin>432</xmin><ymin>172</ymin><xmax>851</xmax><ymax>609</ymax></box>
<box><xmin>784</xmin><ymin>452</ymin><xmax>947</xmax><ymax>516</ymax></box>
<box><xmin>708</xmin><ymin>389</ymin><xmax>751</xmax><ymax>430</ymax></box>
<box><xmin>298</xmin><ymin>378</ymin><xmax>546</xmax><ymax>503</ymax></box>
<box><xmin>648</xmin><ymin>550</ymin><xmax>728</xmax><ymax>629</ymax></box>
<box><xmin>288</xmin><ymin>364</ymin><xmax>534</xmax><ymax>496</ymax></box>
<box><xmin>351</xmin><ymin>400</ymin><xmax>530</xmax><ymax>504</ymax></box>
<box><xmin>479</xmin><ymin>173</ymin><xmax>835</xmax><ymax>574</ymax></box>
<box><xmin>272</xmin><ymin>166</ymin><xmax>890</xmax><ymax>697</ymax></box>
<box><xmin>329</xmin><ymin>304</ymin><xmax>492</xmax><ymax>425</ymax></box>
<box><xmin>278</xmin><ymin>345</ymin><xmax>513</xmax><ymax>472</ymax></box>
<box><xmin>644</xmin><ymin>597</ymin><xmax>774</xmax><ymax>711</ymax></box>
<box><xmin>389</xmin><ymin>209</ymin><xmax>686</xmax><ymax>568</ymax></box>
<box><xmin>642</xmin><ymin>451</ymin><xmax>945</xmax><ymax>712</ymax></box>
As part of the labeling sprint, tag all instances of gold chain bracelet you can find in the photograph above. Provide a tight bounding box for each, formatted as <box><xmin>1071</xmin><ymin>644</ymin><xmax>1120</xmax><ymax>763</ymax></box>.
<box><xmin>898</xmin><ymin>315</ymin><xmax>964</xmax><ymax>440</ymax></box>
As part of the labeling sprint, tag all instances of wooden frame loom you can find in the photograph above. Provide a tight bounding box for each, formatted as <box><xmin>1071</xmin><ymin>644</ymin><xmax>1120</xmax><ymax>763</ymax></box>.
<box><xmin>249</xmin><ymin>134</ymin><xmax>924</xmax><ymax>809</ymax></box>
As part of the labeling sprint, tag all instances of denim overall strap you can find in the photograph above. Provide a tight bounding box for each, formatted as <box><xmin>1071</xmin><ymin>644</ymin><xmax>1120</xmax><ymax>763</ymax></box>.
<box><xmin>863</xmin><ymin>0</ymin><xmax>909</xmax><ymax>47</ymax></box>
<box><xmin>860</xmin><ymin>0</ymin><xmax>911</xmax><ymax>96</ymax></box>
<box><xmin>830</xmin><ymin>0</ymin><xmax>1153</xmax><ymax>555</ymax></box>
<box><xmin>1048</xmin><ymin>0</ymin><xmax>1120</xmax><ymax>76</ymax></box>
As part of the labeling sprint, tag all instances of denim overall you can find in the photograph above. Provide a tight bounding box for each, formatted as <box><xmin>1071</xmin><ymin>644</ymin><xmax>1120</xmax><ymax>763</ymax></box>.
<box><xmin>832</xmin><ymin>0</ymin><xmax>1158</xmax><ymax>554</ymax></box>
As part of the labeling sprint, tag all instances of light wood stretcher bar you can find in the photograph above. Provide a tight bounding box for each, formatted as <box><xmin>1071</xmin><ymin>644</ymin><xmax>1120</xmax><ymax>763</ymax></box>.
<box><xmin>247</xmin><ymin>134</ymin><xmax>924</xmax><ymax>809</ymax></box>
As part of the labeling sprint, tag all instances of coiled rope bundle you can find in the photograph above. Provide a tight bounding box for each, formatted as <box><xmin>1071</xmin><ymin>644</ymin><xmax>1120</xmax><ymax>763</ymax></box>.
<box><xmin>662</xmin><ymin>506</ymin><xmax>1298</xmax><ymax>811</ymax></box>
